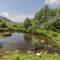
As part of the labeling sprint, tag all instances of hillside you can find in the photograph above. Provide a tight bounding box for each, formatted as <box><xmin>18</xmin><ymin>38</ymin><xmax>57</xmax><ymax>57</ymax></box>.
<box><xmin>0</xmin><ymin>16</ymin><xmax>15</xmax><ymax>24</ymax></box>
<box><xmin>0</xmin><ymin>16</ymin><xmax>13</xmax><ymax>22</ymax></box>
<box><xmin>0</xmin><ymin>16</ymin><xmax>23</xmax><ymax>32</ymax></box>
<box><xmin>0</xmin><ymin>16</ymin><xmax>20</xmax><ymax>28</ymax></box>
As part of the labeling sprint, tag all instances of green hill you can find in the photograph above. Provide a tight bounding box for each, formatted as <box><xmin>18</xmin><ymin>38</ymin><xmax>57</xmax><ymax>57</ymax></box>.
<box><xmin>0</xmin><ymin>16</ymin><xmax>24</xmax><ymax>32</ymax></box>
<box><xmin>0</xmin><ymin>16</ymin><xmax>16</xmax><ymax>25</ymax></box>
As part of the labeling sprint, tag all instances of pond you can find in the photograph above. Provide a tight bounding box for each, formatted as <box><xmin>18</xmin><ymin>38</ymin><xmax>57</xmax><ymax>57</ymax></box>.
<box><xmin>0</xmin><ymin>33</ymin><xmax>34</xmax><ymax>51</ymax></box>
<box><xmin>0</xmin><ymin>32</ymin><xmax>59</xmax><ymax>53</ymax></box>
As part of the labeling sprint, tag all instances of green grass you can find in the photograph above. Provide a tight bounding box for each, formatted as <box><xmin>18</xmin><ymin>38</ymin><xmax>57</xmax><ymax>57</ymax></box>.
<box><xmin>36</xmin><ymin>29</ymin><xmax>60</xmax><ymax>46</ymax></box>
<box><xmin>0</xmin><ymin>51</ymin><xmax>60</xmax><ymax>60</ymax></box>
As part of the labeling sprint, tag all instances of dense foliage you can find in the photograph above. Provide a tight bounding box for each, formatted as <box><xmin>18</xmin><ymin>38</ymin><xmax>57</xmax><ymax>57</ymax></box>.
<box><xmin>24</xmin><ymin>5</ymin><xmax>60</xmax><ymax>32</ymax></box>
<box><xmin>0</xmin><ymin>5</ymin><xmax>60</xmax><ymax>33</ymax></box>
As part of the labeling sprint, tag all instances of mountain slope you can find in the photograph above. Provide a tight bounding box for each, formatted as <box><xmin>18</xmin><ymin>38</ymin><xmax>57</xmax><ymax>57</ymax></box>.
<box><xmin>0</xmin><ymin>16</ymin><xmax>14</xmax><ymax>23</ymax></box>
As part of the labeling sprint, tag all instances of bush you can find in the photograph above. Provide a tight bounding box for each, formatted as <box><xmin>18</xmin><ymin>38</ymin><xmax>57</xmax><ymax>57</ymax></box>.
<box><xmin>32</xmin><ymin>39</ymin><xmax>44</xmax><ymax>49</ymax></box>
<box><xmin>0</xmin><ymin>28</ymin><xmax>9</xmax><ymax>32</ymax></box>
<box><xmin>15</xmin><ymin>56</ymin><xmax>19</xmax><ymax>60</ymax></box>
<box><xmin>52</xmin><ymin>33</ymin><xmax>58</xmax><ymax>37</ymax></box>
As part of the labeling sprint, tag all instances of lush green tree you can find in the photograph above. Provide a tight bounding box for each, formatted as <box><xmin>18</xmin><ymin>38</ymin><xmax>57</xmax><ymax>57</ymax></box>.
<box><xmin>0</xmin><ymin>21</ymin><xmax>7</xmax><ymax>28</ymax></box>
<box><xmin>35</xmin><ymin>5</ymin><xmax>51</xmax><ymax>21</ymax></box>
<box><xmin>23</xmin><ymin>5</ymin><xmax>60</xmax><ymax>32</ymax></box>
<box><xmin>51</xmin><ymin>19</ymin><xmax>60</xmax><ymax>32</ymax></box>
<box><xmin>24</xmin><ymin>17</ymin><xmax>32</xmax><ymax>29</ymax></box>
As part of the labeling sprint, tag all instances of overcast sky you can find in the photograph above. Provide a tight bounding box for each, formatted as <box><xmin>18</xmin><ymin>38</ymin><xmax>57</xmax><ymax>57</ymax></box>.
<box><xmin>0</xmin><ymin>0</ymin><xmax>60</xmax><ymax>22</ymax></box>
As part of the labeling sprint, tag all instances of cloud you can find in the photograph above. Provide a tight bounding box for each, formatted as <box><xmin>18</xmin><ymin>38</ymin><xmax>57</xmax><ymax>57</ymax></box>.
<box><xmin>9</xmin><ymin>14</ymin><xmax>34</xmax><ymax>23</ymax></box>
<box><xmin>1</xmin><ymin>12</ymin><xmax>9</xmax><ymax>17</ymax></box>
<box><xmin>45</xmin><ymin>0</ymin><xmax>60</xmax><ymax>4</ymax></box>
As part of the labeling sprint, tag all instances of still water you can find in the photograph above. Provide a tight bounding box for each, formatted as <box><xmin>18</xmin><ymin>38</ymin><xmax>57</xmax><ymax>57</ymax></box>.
<box><xmin>0</xmin><ymin>33</ymin><xmax>34</xmax><ymax>51</ymax></box>
<box><xmin>0</xmin><ymin>32</ymin><xmax>57</xmax><ymax>52</ymax></box>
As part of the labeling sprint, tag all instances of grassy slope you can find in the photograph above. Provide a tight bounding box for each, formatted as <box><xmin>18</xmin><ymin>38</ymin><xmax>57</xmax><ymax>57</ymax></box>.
<box><xmin>36</xmin><ymin>29</ymin><xmax>60</xmax><ymax>46</ymax></box>
<box><xmin>0</xmin><ymin>51</ymin><xmax>60</xmax><ymax>60</ymax></box>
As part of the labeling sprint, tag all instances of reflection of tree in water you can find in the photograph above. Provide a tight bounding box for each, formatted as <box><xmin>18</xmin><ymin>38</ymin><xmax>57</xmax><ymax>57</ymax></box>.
<box><xmin>24</xmin><ymin>33</ymin><xmax>32</xmax><ymax>44</ymax></box>
<box><xmin>0</xmin><ymin>44</ymin><xmax>3</xmax><ymax>50</ymax></box>
<box><xmin>24</xmin><ymin>33</ymin><xmax>33</xmax><ymax>50</ymax></box>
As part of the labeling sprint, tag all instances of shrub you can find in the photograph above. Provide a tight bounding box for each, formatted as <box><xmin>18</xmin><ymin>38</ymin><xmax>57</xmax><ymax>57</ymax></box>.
<box><xmin>52</xmin><ymin>33</ymin><xmax>58</xmax><ymax>37</ymax></box>
<box><xmin>15</xmin><ymin>56</ymin><xmax>19</xmax><ymax>60</ymax></box>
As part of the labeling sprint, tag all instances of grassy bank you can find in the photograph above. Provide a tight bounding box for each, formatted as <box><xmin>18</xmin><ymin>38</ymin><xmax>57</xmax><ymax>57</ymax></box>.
<box><xmin>36</xmin><ymin>29</ymin><xmax>60</xmax><ymax>44</ymax></box>
<box><xmin>0</xmin><ymin>51</ymin><xmax>60</xmax><ymax>60</ymax></box>
<box><xmin>0</xmin><ymin>28</ymin><xmax>60</xmax><ymax>45</ymax></box>
<box><xmin>20</xmin><ymin>29</ymin><xmax>60</xmax><ymax>46</ymax></box>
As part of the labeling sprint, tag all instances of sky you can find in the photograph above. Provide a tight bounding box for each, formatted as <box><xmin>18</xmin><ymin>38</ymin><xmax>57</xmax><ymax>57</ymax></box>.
<box><xmin>0</xmin><ymin>0</ymin><xmax>60</xmax><ymax>22</ymax></box>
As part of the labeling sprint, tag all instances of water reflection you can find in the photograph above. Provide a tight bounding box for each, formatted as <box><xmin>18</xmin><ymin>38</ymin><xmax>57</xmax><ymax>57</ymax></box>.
<box><xmin>24</xmin><ymin>33</ymin><xmax>32</xmax><ymax>44</ymax></box>
<box><xmin>0</xmin><ymin>33</ymin><xmax>59</xmax><ymax>53</ymax></box>
<box><xmin>0</xmin><ymin>33</ymin><xmax>33</xmax><ymax>51</ymax></box>
<box><xmin>24</xmin><ymin>33</ymin><xmax>33</xmax><ymax>51</ymax></box>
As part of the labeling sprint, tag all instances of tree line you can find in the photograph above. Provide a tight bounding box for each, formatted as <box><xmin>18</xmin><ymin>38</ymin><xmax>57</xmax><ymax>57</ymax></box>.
<box><xmin>24</xmin><ymin>5</ymin><xmax>60</xmax><ymax>33</ymax></box>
